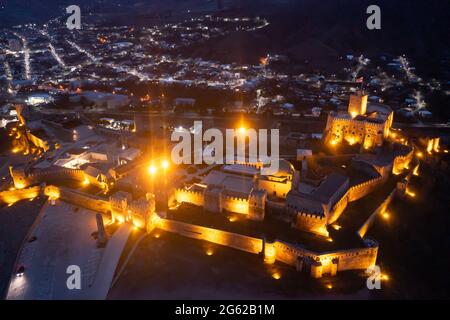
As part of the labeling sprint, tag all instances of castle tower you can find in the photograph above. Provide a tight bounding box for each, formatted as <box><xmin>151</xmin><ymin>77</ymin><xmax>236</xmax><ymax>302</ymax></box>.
<box><xmin>248</xmin><ymin>189</ymin><xmax>267</xmax><ymax>221</ymax></box>
<box><xmin>10</xmin><ymin>164</ymin><xmax>30</xmax><ymax>189</ymax></box>
<box><xmin>348</xmin><ymin>92</ymin><xmax>368</xmax><ymax>118</ymax></box>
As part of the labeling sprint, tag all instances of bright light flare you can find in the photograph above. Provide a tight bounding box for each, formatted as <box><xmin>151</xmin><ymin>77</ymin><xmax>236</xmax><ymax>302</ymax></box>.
<box><xmin>148</xmin><ymin>165</ymin><xmax>157</xmax><ymax>175</ymax></box>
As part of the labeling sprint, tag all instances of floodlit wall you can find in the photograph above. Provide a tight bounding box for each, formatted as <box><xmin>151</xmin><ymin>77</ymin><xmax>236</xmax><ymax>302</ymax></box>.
<box><xmin>294</xmin><ymin>212</ymin><xmax>329</xmax><ymax>236</ymax></box>
<box><xmin>257</xmin><ymin>179</ymin><xmax>291</xmax><ymax>198</ymax></box>
<box><xmin>26</xmin><ymin>131</ymin><xmax>50</xmax><ymax>152</ymax></box>
<box><xmin>174</xmin><ymin>188</ymin><xmax>205</xmax><ymax>206</ymax></box>
<box><xmin>11</xmin><ymin>166</ymin><xmax>85</xmax><ymax>189</ymax></box>
<box><xmin>221</xmin><ymin>195</ymin><xmax>249</xmax><ymax>215</ymax></box>
<box><xmin>156</xmin><ymin>218</ymin><xmax>378</xmax><ymax>278</ymax></box>
<box><xmin>393</xmin><ymin>147</ymin><xmax>414</xmax><ymax>174</ymax></box>
<box><xmin>274</xmin><ymin>240</ymin><xmax>378</xmax><ymax>275</ymax></box>
<box><xmin>157</xmin><ymin>219</ymin><xmax>263</xmax><ymax>254</ymax></box>
<box><xmin>0</xmin><ymin>186</ymin><xmax>41</xmax><ymax>205</ymax></box>
<box><xmin>174</xmin><ymin>187</ymin><xmax>253</xmax><ymax>216</ymax></box>
<box><xmin>347</xmin><ymin>175</ymin><xmax>385</xmax><ymax>202</ymax></box>
<box><xmin>324</xmin><ymin>115</ymin><xmax>388</xmax><ymax>150</ymax></box>
<box><xmin>358</xmin><ymin>187</ymin><xmax>398</xmax><ymax>238</ymax></box>
<box><xmin>44</xmin><ymin>185</ymin><xmax>111</xmax><ymax>214</ymax></box>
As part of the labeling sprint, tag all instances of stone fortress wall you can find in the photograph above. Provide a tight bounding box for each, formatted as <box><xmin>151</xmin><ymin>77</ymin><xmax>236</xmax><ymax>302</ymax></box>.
<box><xmin>393</xmin><ymin>147</ymin><xmax>414</xmax><ymax>174</ymax></box>
<box><xmin>2</xmin><ymin>182</ymin><xmax>380</xmax><ymax>279</ymax></box>
<box><xmin>173</xmin><ymin>146</ymin><xmax>413</xmax><ymax>237</ymax></box>
<box><xmin>9</xmin><ymin>165</ymin><xmax>108</xmax><ymax>191</ymax></box>
<box><xmin>297</xmin><ymin>142</ymin><xmax>414</xmax><ymax>234</ymax></box>
<box><xmin>173</xmin><ymin>184</ymin><xmax>266</xmax><ymax>220</ymax></box>
<box><xmin>0</xmin><ymin>185</ymin><xmax>42</xmax><ymax>205</ymax></box>
<box><xmin>325</xmin><ymin>115</ymin><xmax>387</xmax><ymax>150</ymax></box>
<box><xmin>154</xmin><ymin>218</ymin><xmax>378</xmax><ymax>278</ymax></box>
<box><xmin>10</xmin><ymin>166</ymin><xmax>85</xmax><ymax>189</ymax></box>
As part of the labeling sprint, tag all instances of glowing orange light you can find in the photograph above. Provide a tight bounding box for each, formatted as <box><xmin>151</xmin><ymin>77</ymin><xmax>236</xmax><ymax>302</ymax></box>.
<box><xmin>382</xmin><ymin>212</ymin><xmax>390</xmax><ymax>220</ymax></box>
<box><xmin>206</xmin><ymin>248</ymin><xmax>214</xmax><ymax>256</ymax></box>
<box><xmin>406</xmin><ymin>189</ymin><xmax>416</xmax><ymax>198</ymax></box>
<box><xmin>272</xmin><ymin>272</ymin><xmax>281</xmax><ymax>280</ymax></box>
<box><xmin>148</xmin><ymin>165</ymin><xmax>157</xmax><ymax>175</ymax></box>
<box><xmin>326</xmin><ymin>284</ymin><xmax>333</xmax><ymax>289</ymax></box>
<box><xmin>260</xmin><ymin>56</ymin><xmax>269</xmax><ymax>66</ymax></box>
<box><xmin>161</xmin><ymin>160</ymin><xmax>169</xmax><ymax>169</ymax></box>
<box><xmin>416</xmin><ymin>152</ymin><xmax>423</xmax><ymax>158</ymax></box>
<box><xmin>413</xmin><ymin>164</ymin><xmax>419</xmax><ymax>176</ymax></box>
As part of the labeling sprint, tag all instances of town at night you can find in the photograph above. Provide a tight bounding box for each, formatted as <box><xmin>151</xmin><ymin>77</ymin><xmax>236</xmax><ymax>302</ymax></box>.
<box><xmin>0</xmin><ymin>0</ymin><xmax>449</xmax><ymax>312</ymax></box>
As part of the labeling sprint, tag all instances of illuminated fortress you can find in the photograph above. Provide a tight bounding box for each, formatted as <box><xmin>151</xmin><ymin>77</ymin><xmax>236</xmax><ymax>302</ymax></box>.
<box><xmin>173</xmin><ymin>160</ymin><xmax>296</xmax><ymax>221</ymax></box>
<box><xmin>324</xmin><ymin>92</ymin><xmax>393</xmax><ymax>150</ymax></box>
<box><xmin>2</xmin><ymin>95</ymin><xmax>426</xmax><ymax>280</ymax></box>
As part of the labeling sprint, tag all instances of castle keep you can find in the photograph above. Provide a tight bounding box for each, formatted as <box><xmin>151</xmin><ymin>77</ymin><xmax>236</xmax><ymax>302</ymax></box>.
<box><xmin>324</xmin><ymin>92</ymin><xmax>393</xmax><ymax>150</ymax></box>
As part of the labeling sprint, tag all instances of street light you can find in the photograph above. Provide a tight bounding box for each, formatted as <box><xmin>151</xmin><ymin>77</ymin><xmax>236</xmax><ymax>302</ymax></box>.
<box><xmin>161</xmin><ymin>159</ymin><xmax>169</xmax><ymax>169</ymax></box>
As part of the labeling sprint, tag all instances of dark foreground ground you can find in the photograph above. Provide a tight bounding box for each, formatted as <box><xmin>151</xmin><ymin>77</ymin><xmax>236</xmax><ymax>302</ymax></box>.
<box><xmin>0</xmin><ymin>198</ymin><xmax>46</xmax><ymax>298</ymax></box>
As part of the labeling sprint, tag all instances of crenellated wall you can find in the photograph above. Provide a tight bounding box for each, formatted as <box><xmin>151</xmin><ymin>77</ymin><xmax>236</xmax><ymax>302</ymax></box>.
<box><xmin>174</xmin><ymin>188</ymin><xmax>205</xmax><ymax>207</ymax></box>
<box><xmin>221</xmin><ymin>194</ymin><xmax>249</xmax><ymax>215</ymax></box>
<box><xmin>347</xmin><ymin>175</ymin><xmax>385</xmax><ymax>202</ymax></box>
<box><xmin>44</xmin><ymin>185</ymin><xmax>111</xmax><ymax>214</ymax></box>
<box><xmin>274</xmin><ymin>239</ymin><xmax>378</xmax><ymax>276</ymax></box>
<box><xmin>157</xmin><ymin>219</ymin><xmax>263</xmax><ymax>254</ymax></box>
<box><xmin>174</xmin><ymin>186</ymin><xmax>261</xmax><ymax>217</ymax></box>
<box><xmin>358</xmin><ymin>186</ymin><xmax>398</xmax><ymax>238</ymax></box>
<box><xmin>324</xmin><ymin>113</ymin><xmax>388</xmax><ymax>150</ymax></box>
<box><xmin>257</xmin><ymin>178</ymin><xmax>291</xmax><ymax>199</ymax></box>
<box><xmin>393</xmin><ymin>147</ymin><xmax>414</xmax><ymax>175</ymax></box>
<box><xmin>155</xmin><ymin>218</ymin><xmax>378</xmax><ymax>278</ymax></box>
<box><xmin>10</xmin><ymin>165</ymin><xmax>85</xmax><ymax>189</ymax></box>
<box><xmin>327</xmin><ymin>192</ymin><xmax>349</xmax><ymax>224</ymax></box>
<box><xmin>293</xmin><ymin>211</ymin><xmax>328</xmax><ymax>237</ymax></box>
